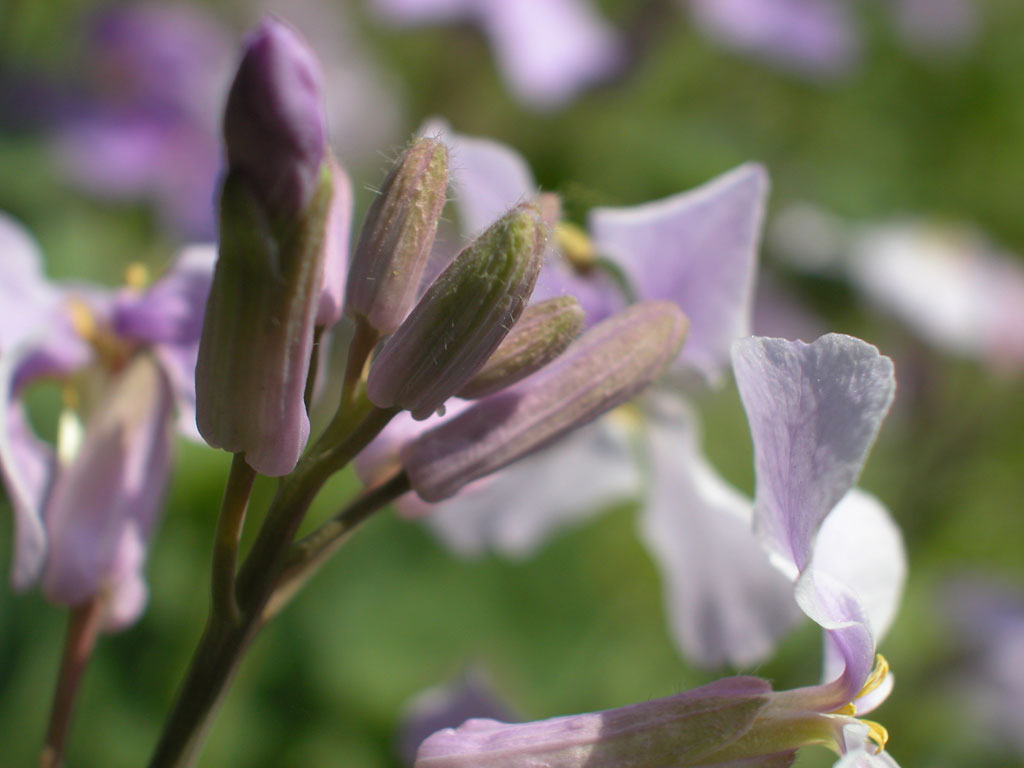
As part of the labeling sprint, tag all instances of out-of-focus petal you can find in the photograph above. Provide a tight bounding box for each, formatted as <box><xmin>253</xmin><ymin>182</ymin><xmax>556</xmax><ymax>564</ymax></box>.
<box><xmin>42</xmin><ymin>353</ymin><xmax>173</xmax><ymax>611</ymax></box>
<box><xmin>687</xmin><ymin>0</ymin><xmax>859</xmax><ymax>78</ymax></box>
<box><xmin>478</xmin><ymin>0</ymin><xmax>623</xmax><ymax>109</ymax></box>
<box><xmin>529</xmin><ymin>256</ymin><xmax>625</xmax><ymax>327</ymax></box>
<box><xmin>0</xmin><ymin>212</ymin><xmax>62</xmax><ymax>350</ymax></box>
<box><xmin>398</xmin><ymin>670</ymin><xmax>519</xmax><ymax>765</ymax></box>
<box><xmin>731</xmin><ymin>334</ymin><xmax>895</xmax><ymax>573</ymax></box>
<box><xmin>370</xmin><ymin>0</ymin><xmax>476</xmax><ymax>25</ymax></box>
<box><xmin>113</xmin><ymin>244</ymin><xmax>216</xmax><ymax>345</ymax></box>
<box><xmin>891</xmin><ymin>0</ymin><xmax>977</xmax><ymax>54</ymax></box>
<box><xmin>638</xmin><ymin>395</ymin><xmax>800</xmax><ymax>668</ymax></box>
<box><xmin>99</xmin><ymin>521</ymin><xmax>149</xmax><ymax>632</ymax></box>
<box><xmin>590</xmin><ymin>164</ymin><xmax>768</xmax><ymax>383</ymax></box>
<box><xmin>426</xmin><ymin>120</ymin><xmax>536</xmax><ymax>238</ymax></box>
<box><xmin>426</xmin><ymin>417</ymin><xmax>639</xmax><ymax>558</ymax></box>
<box><xmin>834</xmin><ymin>722</ymin><xmax>902</xmax><ymax>767</ymax></box>
<box><xmin>0</xmin><ymin>343</ymin><xmax>54</xmax><ymax>590</ymax></box>
<box><xmin>152</xmin><ymin>341</ymin><xmax>202</xmax><ymax>441</ymax></box>
<box><xmin>847</xmin><ymin>221</ymin><xmax>1024</xmax><ymax>368</ymax></box>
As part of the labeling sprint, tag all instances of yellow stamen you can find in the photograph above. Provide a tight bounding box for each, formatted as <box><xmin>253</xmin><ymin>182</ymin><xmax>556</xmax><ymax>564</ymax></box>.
<box><xmin>856</xmin><ymin>654</ymin><xmax>890</xmax><ymax>701</ymax></box>
<box><xmin>67</xmin><ymin>299</ymin><xmax>98</xmax><ymax>343</ymax></box>
<box><xmin>831</xmin><ymin>703</ymin><xmax>856</xmax><ymax>716</ymax></box>
<box><xmin>862</xmin><ymin>719</ymin><xmax>889</xmax><ymax>753</ymax></box>
<box><xmin>555</xmin><ymin>222</ymin><xmax>596</xmax><ymax>271</ymax></box>
<box><xmin>124</xmin><ymin>262</ymin><xmax>150</xmax><ymax>290</ymax></box>
<box><xmin>607</xmin><ymin>402</ymin><xmax>644</xmax><ymax>434</ymax></box>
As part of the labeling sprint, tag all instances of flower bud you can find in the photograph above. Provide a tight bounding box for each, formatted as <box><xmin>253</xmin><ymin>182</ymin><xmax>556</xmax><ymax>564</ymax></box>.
<box><xmin>402</xmin><ymin>301</ymin><xmax>687</xmax><ymax>501</ymax></box>
<box><xmin>223</xmin><ymin>17</ymin><xmax>326</xmax><ymax>218</ymax></box>
<box><xmin>456</xmin><ymin>296</ymin><xmax>584</xmax><ymax>399</ymax></box>
<box><xmin>366</xmin><ymin>202</ymin><xmax>547</xmax><ymax>420</ymax></box>
<box><xmin>316</xmin><ymin>156</ymin><xmax>354</xmax><ymax>329</ymax></box>
<box><xmin>346</xmin><ymin>137</ymin><xmax>450</xmax><ymax>334</ymax></box>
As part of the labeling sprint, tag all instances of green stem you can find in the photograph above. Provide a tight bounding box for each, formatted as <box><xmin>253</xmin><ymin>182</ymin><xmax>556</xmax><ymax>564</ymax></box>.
<box><xmin>263</xmin><ymin>471</ymin><xmax>411</xmax><ymax>622</ymax></box>
<box><xmin>147</xmin><ymin>406</ymin><xmax>398</xmax><ymax>768</ymax></box>
<box><xmin>210</xmin><ymin>453</ymin><xmax>257</xmax><ymax>624</ymax></box>
<box><xmin>40</xmin><ymin>596</ymin><xmax>104</xmax><ymax>768</ymax></box>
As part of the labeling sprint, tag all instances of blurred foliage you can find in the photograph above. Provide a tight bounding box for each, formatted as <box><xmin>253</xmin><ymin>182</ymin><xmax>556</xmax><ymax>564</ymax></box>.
<box><xmin>1</xmin><ymin>0</ymin><xmax>1023</xmax><ymax>766</ymax></box>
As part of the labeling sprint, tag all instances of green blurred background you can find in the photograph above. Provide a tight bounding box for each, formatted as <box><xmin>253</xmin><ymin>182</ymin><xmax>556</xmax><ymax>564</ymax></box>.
<box><xmin>1</xmin><ymin>0</ymin><xmax>1023</xmax><ymax>765</ymax></box>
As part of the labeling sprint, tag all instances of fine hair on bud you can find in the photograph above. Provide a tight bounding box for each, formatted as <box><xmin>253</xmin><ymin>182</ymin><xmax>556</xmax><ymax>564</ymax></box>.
<box><xmin>346</xmin><ymin>137</ymin><xmax>450</xmax><ymax>334</ymax></box>
<box><xmin>366</xmin><ymin>202</ymin><xmax>548</xmax><ymax>419</ymax></box>
<box><xmin>402</xmin><ymin>301</ymin><xmax>688</xmax><ymax>501</ymax></box>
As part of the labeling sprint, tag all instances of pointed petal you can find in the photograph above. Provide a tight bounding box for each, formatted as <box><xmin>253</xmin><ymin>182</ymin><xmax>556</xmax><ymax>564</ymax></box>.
<box><xmin>731</xmin><ymin>334</ymin><xmax>895</xmax><ymax>573</ymax></box>
<box><xmin>426</xmin><ymin>416</ymin><xmax>639</xmax><ymax>557</ymax></box>
<box><xmin>0</xmin><ymin>212</ymin><xmax>62</xmax><ymax>350</ymax></box>
<box><xmin>639</xmin><ymin>395</ymin><xmax>800</xmax><ymax>669</ymax></box>
<box><xmin>42</xmin><ymin>354</ymin><xmax>173</xmax><ymax>611</ymax></box>
<box><xmin>589</xmin><ymin>164</ymin><xmax>768</xmax><ymax>383</ymax></box>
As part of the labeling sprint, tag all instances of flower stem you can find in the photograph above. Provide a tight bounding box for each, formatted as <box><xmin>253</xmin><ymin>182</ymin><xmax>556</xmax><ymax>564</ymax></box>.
<box><xmin>211</xmin><ymin>453</ymin><xmax>257</xmax><ymax>624</ymax></box>
<box><xmin>263</xmin><ymin>471</ymin><xmax>411</xmax><ymax>622</ymax></box>
<box><xmin>39</xmin><ymin>596</ymin><xmax>104</xmax><ymax>768</ymax></box>
<box><xmin>147</xmin><ymin>406</ymin><xmax>398</xmax><ymax>768</ymax></box>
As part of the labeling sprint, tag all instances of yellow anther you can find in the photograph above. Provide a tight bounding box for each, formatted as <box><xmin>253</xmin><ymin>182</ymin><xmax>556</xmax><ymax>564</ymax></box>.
<box><xmin>124</xmin><ymin>262</ymin><xmax>150</xmax><ymax>290</ymax></box>
<box><xmin>555</xmin><ymin>221</ymin><xmax>596</xmax><ymax>271</ymax></box>
<box><xmin>67</xmin><ymin>298</ymin><xmax>98</xmax><ymax>342</ymax></box>
<box><xmin>831</xmin><ymin>703</ymin><xmax>856</xmax><ymax>716</ymax></box>
<box><xmin>862</xmin><ymin>719</ymin><xmax>889</xmax><ymax>753</ymax></box>
<box><xmin>607</xmin><ymin>402</ymin><xmax>644</xmax><ymax>434</ymax></box>
<box><xmin>856</xmin><ymin>654</ymin><xmax>890</xmax><ymax>701</ymax></box>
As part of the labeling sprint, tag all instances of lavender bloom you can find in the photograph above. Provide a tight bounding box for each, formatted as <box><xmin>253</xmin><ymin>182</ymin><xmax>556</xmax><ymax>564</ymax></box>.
<box><xmin>413</xmin><ymin>334</ymin><xmax>905</xmax><ymax>768</ymax></box>
<box><xmin>370</xmin><ymin>0</ymin><xmax>623</xmax><ymax>109</ymax></box>
<box><xmin>0</xmin><ymin>212</ymin><xmax>214</xmax><ymax>629</ymax></box>
<box><xmin>942</xmin><ymin>577</ymin><xmax>1024</xmax><ymax>755</ymax></box>
<box><xmin>771</xmin><ymin>206</ymin><xmax>1024</xmax><ymax>370</ymax></box>
<box><xmin>366</xmin><ymin>125</ymin><xmax>788</xmax><ymax>670</ymax></box>
<box><xmin>195</xmin><ymin>17</ymin><xmax>333</xmax><ymax>476</ymax></box>
<box><xmin>54</xmin><ymin>4</ymin><xmax>232</xmax><ymax>239</ymax></box>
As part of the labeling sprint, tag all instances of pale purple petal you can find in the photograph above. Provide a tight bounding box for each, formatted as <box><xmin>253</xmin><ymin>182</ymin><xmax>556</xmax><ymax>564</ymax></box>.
<box><xmin>846</xmin><ymin>221</ymin><xmax>1024</xmax><ymax>368</ymax></box>
<box><xmin>687</xmin><ymin>0</ymin><xmax>859</xmax><ymax>78</ymax></box>
<box><xmin>0</xmin><ymin>212</ymin><xmax>63</xmax><ymax>350</ymax></box>
<box><xmin>113</xmin><ymin>244</ymin><xmax>216</xmax><ymax>345</ymax></box>
<box><xmin>0</xmin><ymin>345</ymin><xmax>54</xmax><ymax>590</ymax></box>
<box><xmin>529</xmin><ymin>256</ymin><xmax>625</xmax><ymax>327</ymax></box>
<box><xmin>99</xmin><ymin>522</ymin><xmax>150</xmax><ymax>632</ymax></box>
<box><xmin>638</xmin><ymin>394</ymin><xmax>801</xmax><ymax>668</ymax></box>
<box><xmin>812</xmin><ymin>490</ymin><xmax>905</xmax><ymax>648</ymax></box>
<box><xmin>731</xmin><ymin>334</ymin><xmax>895</xmax><ymax>573</ymax></box>
<box><xmin>590</xmin><ymin>164</ymin><xmax>768</xmax><ymax>383</ymax></box>
<box><xmin>478</xmin><ymin>0</ymin><xmax>623</xmax><ymax>109</ymax></box>
<box><xmin>428</xmin><ymin>120</ymin><xmax>537</xmax><ymax>238</ymax></box>
<box><xmin>42</xmin><ymin>354</ymin><xmax>173</xmax><ymax>610</ymax></box>
<box><xmin>426</xmin><ymin>417</ymin><xmax>639</xmax><ymax>557</ymax></box>
<box><xmin>152</xmin><ymin>341</ymin><xmax>202</xmax><ymax>442</ymax></box>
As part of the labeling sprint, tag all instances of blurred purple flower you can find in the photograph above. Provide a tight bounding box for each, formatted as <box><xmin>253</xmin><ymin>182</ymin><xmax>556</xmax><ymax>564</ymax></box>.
<box><xmin>0</xmin><ymin>212</ymin><xmax>214</xmax><ymax>629</ymax></box>
<box><xmin>771</xmin><ymin>205</ymin><xmax>1024</xmax><ymax>371</ymax></box>
<box><xmin>413</xmin><ymin>334</ymin><xmax>905</xmax><ymax>767</ymax></box>
<box><xmin>361</xmin><ymin>124</ymin><xmax>807</xmax><ymax>670</ymax></box>
<box><xmin>370</xmin><ymin>0</ymin><xmax>623</xmax><ymax>109</ymax></box>
<box><xmin>943</xmin><ymin>577</ymin><xmax>1024</xmax><ymax>755</ymax></box>
<box><xmin>53</xmin><ymin>1</ymin><xmax>399</xmax><ymax>240</ymax></box>
<box><xmin>684</xmin><ymin>0</ymin><xmax>978</xmax><ymax>78</ymax></box>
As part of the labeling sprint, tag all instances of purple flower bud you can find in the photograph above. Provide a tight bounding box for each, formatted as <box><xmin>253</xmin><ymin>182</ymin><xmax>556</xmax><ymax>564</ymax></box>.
<box><xmin>366</xmin><ymin>202</ymin><xmax>547</xmax><ymax>420</ymax></box>
<box><xmin>402</xmin><ymin>300</ymin><xmax>687</xmax><ymax>502</ymax></box>
<box><xmin>347</xmin><ymin>137</ymin><xmax>450</xmax><ymax>334</ymax></box>
<box><xmin>456</xmin><ymin>296</ymin><xmax>584</xmax><ymax>399</ymax></box>
<box><xmin>195</xmin><ymin>161</ymin><xmax>333</xmax><ymax>476</ymax></box>
<box><xmin>316</xmin><ymin>156</ymin><xmax>354</xmax><ymax>329</ymax></box>
<box><xmin>223</xmin><ymin>17</ymin><xmax>326</xmax><ymax>218</ymax></box>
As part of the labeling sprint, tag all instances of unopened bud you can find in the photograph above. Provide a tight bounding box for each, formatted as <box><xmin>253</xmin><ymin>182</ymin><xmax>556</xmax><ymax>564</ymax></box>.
<box><xmin>347</xmin><ymin>137</ymin><xmax>450</xmax><ymax>334</ymax></box>
<box><xmin>223</xmin><ymin>17</ymin><xmax>326</xmax><ymax>218</ymax></box>
<box><xmin>402</xmin><ymin>301</ymin><xmax>687</xmax><ymax>501</ymax></box>
<box><xmin>456</xmin><ymin>297</ymin><xmax>584</xmax><ymax>399</ymax></box>
<box><xmin>316</xmin><ymin>157</ymin><xmax>354</xmax><ymax>329</ymax></box>
<box><xmin>366</xmin><ymin>203</ymin><xmax>547</xmax><ymax>419</ymax></box>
